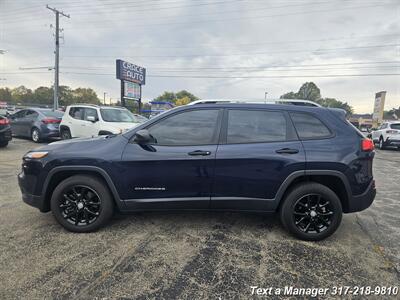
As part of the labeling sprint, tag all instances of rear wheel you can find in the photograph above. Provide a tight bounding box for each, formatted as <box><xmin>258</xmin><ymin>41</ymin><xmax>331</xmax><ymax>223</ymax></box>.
<box><xmin>51</xmin><ymin>175</ymin><xmax>114</xmax><ymax>232</ymax></box>
<box><xmin>379</xmin><ymin>137</ymin><xmax>386</xmax><ymax>150</ymax></box>
<box><xmin>280</xmin><ymin>183</ymin><xmax>342</xmax><ymax>241</ymax></box>
<box><xmin>31</xmin><ymin>128</ymin><xmax>41</xmax><ymax>143</ymax></box>
<box><xmin>60</xmin><ymin>128</ymin><xmax>72</xmax><ymax>140</ymax></box>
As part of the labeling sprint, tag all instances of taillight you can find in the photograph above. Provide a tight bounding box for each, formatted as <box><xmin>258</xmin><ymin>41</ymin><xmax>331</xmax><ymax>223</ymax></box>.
<box><xmin>386</xmin><ymin>130</ymin><xmax>398</xmax><ymax>134</ymax></box>
<box><xmin>361</xmin><ymin>139</ymin><xmax>374</xmax><ymax>152</ymax></box>
<box><xmin>42</xmin><ymin>118</ymin><xmax>60</xmax><ymax>124</ymax></box>
<box><xmin>0</xmin><ymin>118</ymin><xmax>10</xmax><ymax>125</ymax></box>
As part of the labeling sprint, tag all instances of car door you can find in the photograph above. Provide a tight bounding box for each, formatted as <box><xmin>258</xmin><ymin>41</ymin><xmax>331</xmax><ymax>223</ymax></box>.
<box><xmin>20</xmin><ymin>109</ymin><xmax>39</xmax><ymax>137</ymax></box>
<box><xmin>211</xmin><ymin>108</ymin><xmax>305</xmax><ymax>211</ymax></box>
<box><xmin>81</xmin><ymin>107</ymin><xmax>100</xmax><ymax>137</ymax></box>
<box><xmin>371</xmin><ymin>124</ymin><xmax>384</xmax><ymax>142</ymax></box>
<box><xmin>119</xmin><ymin>108</ymin><xmax>222</xmax><ymax>211</ymax></box>
<box><xmin>67</xmin><ymin>107</ymin><xmax>85</xmax><ymax>138</ymax></box>
<box><xmin>9</xmin><ymin>110</ymin><xmax>27</xmax><ymax>136</ymax></box>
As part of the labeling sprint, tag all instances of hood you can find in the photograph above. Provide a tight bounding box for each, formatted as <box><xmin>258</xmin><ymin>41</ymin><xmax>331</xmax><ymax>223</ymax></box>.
<box><xmin>106</xmin><ymin>122</ymin><xmax>141</xmax><ymax>133</ymax></box>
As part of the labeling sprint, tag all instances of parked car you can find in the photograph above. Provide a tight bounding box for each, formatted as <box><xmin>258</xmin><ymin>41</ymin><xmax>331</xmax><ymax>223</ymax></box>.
<box><xmin>371</xmin><ymin>122</ymin><xmax>400</xmax><ymax>149</ymax></box>
<box><xmin>59</xmin><ymin>104</ymin><xmax>146</xmax><ymax>139</ymax></box>
<box><xmin>0</xmin><ymin>115</ymin><xmax>12</xmax><ymax>147</ymax></box>
<box><xmin>18</xmin><ymin>102</ymin><xmax>376</xmax><ymax>241</ymax></box>
<box><xmin>9</xmin><ymin>108</ymin><xmax>63</xmax><ymax>142</ymax></box>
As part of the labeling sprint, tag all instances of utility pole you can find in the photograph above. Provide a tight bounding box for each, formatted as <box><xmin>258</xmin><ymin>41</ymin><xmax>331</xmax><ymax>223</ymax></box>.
<box><xmin>103</xmin><ymin>92</ymin><xmax>107</xmax><ymax>105</ymax></box>
<box><xmin>46</xmin><ymin>5</ymin><xmax>69</xmax><ymax>110</ymax></box>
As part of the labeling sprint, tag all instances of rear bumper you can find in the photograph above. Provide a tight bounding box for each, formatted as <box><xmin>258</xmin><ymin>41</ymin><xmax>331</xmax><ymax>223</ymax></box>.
<box><xmin>0</xmin><ymin>127</ymin><xmax>12</xmax><ymax>142</ymax></box>
<box><xmin>347</xmin><ymin>180</ymin><xmax>376</xmax><ymax>213</ymax></box>
<box><xmin>385</xmin><ymin>138</ymin><xmax>400</xmax><ymax>146</ymax></box>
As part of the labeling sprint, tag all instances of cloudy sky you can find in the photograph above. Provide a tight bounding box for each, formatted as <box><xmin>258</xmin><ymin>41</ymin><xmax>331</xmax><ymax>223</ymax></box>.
<box><xmin>1</xmin><ymin>0</ymin><xmax>399</xmax><ymax>113</ymax></box>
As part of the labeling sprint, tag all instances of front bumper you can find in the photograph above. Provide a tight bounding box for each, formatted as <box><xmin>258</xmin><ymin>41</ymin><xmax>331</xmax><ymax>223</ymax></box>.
<box><xmin>18</xmin><ymin>171</ymin><xmax>48</xmax><ymax>212</ymax></box>
<box><xmin>347</xmin><ymin>180</ymin><xmax>376</xmax><ymax>213</ymax></box>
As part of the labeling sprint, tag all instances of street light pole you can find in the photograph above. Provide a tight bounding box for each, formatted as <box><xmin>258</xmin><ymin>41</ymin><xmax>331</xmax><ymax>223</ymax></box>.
<box><xmin>264</xmin><ymin>91</ymin><xmax>268</xmax><ymax>101</ymax></box>
<box><xmin>103</xmin><ymin>92</ymin><xmax>107</xmax><ymax>105</ymax></box>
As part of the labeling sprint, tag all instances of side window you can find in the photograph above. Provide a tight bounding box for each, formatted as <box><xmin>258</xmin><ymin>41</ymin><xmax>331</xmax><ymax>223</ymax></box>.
<box><xmin>290</xmin><ymin>112</ymin><xmax>331</xmax><ymax>139</ymax></box>
<box><xmin>13</xmin><ymin>110</ymin><xmax>26</xmax><ymax>118</ymax></box>
<box><xmin>84</xmin><ymin>108</ymin><xmax>98</xmax><ymax>121</ymax></box>
<box><xmin>25</xmin><ymin>110</ymin><xmax>38</xmax><ymax>119</ymax></box>
<box><xmin>227</xmin><ymin>110</ymin><xmax>287</xmax><ymax>144</ymax></box>
<box><xmin>147</xmin><ymin>109</ymin><xmax>220</xmax><ymax>146</ymax></box>
<box><xmin>69</xmin><ymin>107</ymin><xmax>84</xmax><ymax>120</ymax></box>
<box><xmin>381</xmin><ymin>123</ymin><xmax>388</xmax><ymax>130</ymax></box>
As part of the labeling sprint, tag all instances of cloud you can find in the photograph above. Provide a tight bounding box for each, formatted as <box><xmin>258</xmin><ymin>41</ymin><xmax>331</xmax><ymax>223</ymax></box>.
<box><xmin>1</xmin><ymin>0</ymin><xmax>399</xmax><ymax>112</ymax></box>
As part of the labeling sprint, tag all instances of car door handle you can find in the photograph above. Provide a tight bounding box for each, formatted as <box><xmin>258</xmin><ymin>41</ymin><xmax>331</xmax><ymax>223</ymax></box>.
<box><xmin>275</xmin><ymin>148</ymin><xmax>299</xmax><ymax>154</ymax></box>
<box><xmin>188</xmin><ymin>150</ymin><xmax>211</xmax><ymax>156</ymax></box>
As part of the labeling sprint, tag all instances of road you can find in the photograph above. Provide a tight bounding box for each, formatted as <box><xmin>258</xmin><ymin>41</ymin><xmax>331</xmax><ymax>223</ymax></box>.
<box><xmin>0</xmin><ymin>138</ymin><xmax>399</xmax><ymax>299</ymax></box>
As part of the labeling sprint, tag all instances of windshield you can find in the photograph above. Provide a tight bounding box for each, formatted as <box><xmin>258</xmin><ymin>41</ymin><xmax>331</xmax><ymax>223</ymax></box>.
<box><xmin>39</xmin><ymin>110</ymin><xmax>64</xmax><ymax>118</ymax></box>
<box><xmin>100</xmin><ymin>108</ymin><xmax>144</xmax><ymax>123</ymax></box>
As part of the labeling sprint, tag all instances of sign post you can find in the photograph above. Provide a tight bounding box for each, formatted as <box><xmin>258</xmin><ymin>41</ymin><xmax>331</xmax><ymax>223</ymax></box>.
<box><xmin>372</xmin><ymin>91</ymin><xmax>386</xmax><ymax>127</ymax></box>
<box><xmin>116</xmin><ymin>59</ymin><xmax>146</xmax><ymax>112</ymax></box>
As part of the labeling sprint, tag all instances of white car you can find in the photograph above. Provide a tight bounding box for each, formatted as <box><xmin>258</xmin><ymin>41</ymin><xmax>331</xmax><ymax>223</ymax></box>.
<box><xmin>371</xmin><ymin>121</ymin><xmax>400</xmax><ymax>149</ymax></box>
<box><xmin>60</xmin><ymin>104</ymin><xmax>147</xmax><ymax>139</ymax></box>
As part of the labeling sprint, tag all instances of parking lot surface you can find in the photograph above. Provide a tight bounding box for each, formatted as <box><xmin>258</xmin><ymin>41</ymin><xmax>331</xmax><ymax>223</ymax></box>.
<box><xmin>0</xmin><ymin>138</ymin><xmax>399</xmax><ymax>299</ymax></box>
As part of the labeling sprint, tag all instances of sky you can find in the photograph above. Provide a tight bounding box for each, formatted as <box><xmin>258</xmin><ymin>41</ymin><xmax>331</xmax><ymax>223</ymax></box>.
<box><xmin>1</xmin><ymin>0</ymin><xmax>399</xmax><ymax>113</ymax></box>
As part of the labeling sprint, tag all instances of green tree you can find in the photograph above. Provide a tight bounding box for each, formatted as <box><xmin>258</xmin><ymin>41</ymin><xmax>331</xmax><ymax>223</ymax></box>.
<box><xmin>11</xmin><ymin>85</ymin><xmax>33</xmax><ymax>104</ymax></box>
<box><xmin>0</xmin><ymin>87</ymin><xmax>12</xmax><ymax>102</ymax></box>
<box><xmin>153</xmin><ymin>91</ymin><xmax>176</xmax><ymax>103</ymax></box>
<box><xmin>72</xmin><ymin>87</ymin><xmax>100</xmax><ymax>105</ymax></box>
<box><xmin>281</xmin><ymin>82</ymin><xmax>353</xmax><ymax>115</ymax></box>
<box><xmin>175</xmin><ymin>90</ymin><xmax>198</xmax><ymax>102</ymax></box>
<box><xmin>32</xmin><ymin>86</ymin><xmax>53</xmax><ymax>105</ymax></box>
<box><xmin>175</xmin><ymin>96</ymin><xmax>191</xmax><ymax>106</ymax></box>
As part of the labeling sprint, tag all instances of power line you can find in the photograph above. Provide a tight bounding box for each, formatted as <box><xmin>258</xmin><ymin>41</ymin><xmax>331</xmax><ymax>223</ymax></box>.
<box><xmin>62</xmin><ymin>43</ymin><xmax>399</xmax><ymax>59</ymax></box>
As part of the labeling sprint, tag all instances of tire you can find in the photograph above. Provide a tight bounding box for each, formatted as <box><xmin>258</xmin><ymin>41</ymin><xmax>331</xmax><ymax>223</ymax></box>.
<box><xmin>50</xmin><ymin>175</ymin><xmax>114</xmax><ymax>232</ymax></box>
<box><xmin>280</xmin><ymin>182</ymin><xmax>342</xmax><ymax>241</ymax></box>
<box><xmin>61</xmin><ymin>128</ymin><xmax>72</xmax><ymax>140</ymax></box>
<box><xmin>378</xmin><ymin>137</ymin><xmax>386</xmax><ymax>150</ymax></box>
<box><xmin>31</xmin><ymin>128</ymin><xmax>41</xmax><ymax>143</ymax></box>
<box><xmin>0</xmin><ymin>141</ymin><xmax>8</xmax><ymax>147</ymax></box>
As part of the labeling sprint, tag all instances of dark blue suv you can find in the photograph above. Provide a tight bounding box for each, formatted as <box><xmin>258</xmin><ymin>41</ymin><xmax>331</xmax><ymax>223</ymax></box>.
<box><xmin>18</xmin><ymin>103</ymin><xmax>376</xmax><ymax>240</ymax></box>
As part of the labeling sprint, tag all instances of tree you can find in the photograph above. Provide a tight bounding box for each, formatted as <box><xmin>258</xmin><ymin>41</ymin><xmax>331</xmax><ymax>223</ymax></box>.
<box><xmin>0</xmin><ymin>87</ymin><xmax>12</xmax><ymax>102</ymax></box>
<box><xmin>175</xmin><ymin>96</ymin><xmax>191</xmax><ymax>106</ymax></box>
<box><xmin>72</xmin><ymin>87</ymin><xmax>100</xmax><ymax>105</ymax></box>
<box><xmin>32</xmin><ymin>86</ymin><xmax>53</xmax><ymax>105</ymax></box>
<box><xmin>153</xmin><ymin>91</ymin><xmax>176</xmax><ymax>103</ymax></box>
<box><xmin>153</xmin><ymin>90</ymin><xmax>199</xmax><ymax>104</ymax></box>
<box><xmin>280</xmin><ymin>82</ymin><xmax>353</xmax><ymax>116</ymax></box>
<box><xmin>11</xmin><ymin>85</ymin><xmax>33</xmax><ymax>103</ymax></box>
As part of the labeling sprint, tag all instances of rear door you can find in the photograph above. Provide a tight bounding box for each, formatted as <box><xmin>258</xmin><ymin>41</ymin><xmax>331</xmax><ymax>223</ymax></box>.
<box><xmin>211</xmin><ymin>108</ymin><xmax>305</xmax><ymax>211</ymax></box>
<box><xmin>19</xmin><ymin>109</ymin><xmax>39</xmax><ymax>137</ymax></box>
<box><xmin>67</xmin><ymin>107</ymin><xmax>86</xmax><ymax>138</ymax></box>
<box><xmin>9</xmin><ymin>110</ymin><xmax>26</xmax><ymax>136</ymax></box>
<box><xmin>81</xmin><ymin>107</ymin><xmax>100</xmax><ymax>137</ymax></box>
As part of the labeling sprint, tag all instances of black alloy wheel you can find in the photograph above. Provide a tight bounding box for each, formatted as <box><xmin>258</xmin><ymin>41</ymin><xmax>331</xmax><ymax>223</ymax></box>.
<box><xmin>60</xmin><ymin>185</ymin><xmax>101</xmax><ymax>226</ymax></box>
<box><xmin>51</xmin><ymin>175</ymin><xmax>114</xmax><ymax>232</ymax></box>
<box><xmin>280</xmin><ymin>182</ymin><xmax>342</xmax><ymax>241</ymax></box>
<box><xmin>293</xmin><ymin>194</ymin><xmax>334</xmax><ymax>234</ymax></box>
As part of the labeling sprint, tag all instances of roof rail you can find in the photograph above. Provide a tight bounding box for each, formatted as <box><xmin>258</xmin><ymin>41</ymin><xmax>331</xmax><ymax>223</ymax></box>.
<box><xmin>188</xmin><ymin>99</ymin><xmax>321</xmax><ymax>107</ymax></box>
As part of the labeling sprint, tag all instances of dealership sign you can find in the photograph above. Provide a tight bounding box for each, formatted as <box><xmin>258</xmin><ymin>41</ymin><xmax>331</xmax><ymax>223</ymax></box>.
<box><xmin>124</xmin><ymin>81</ymin><xmax>141</xmax><ymax>100</ymax></box>
<box><xmin>116</xmin><ymin>59</ymin><xmax>146</xmax><ymax>85</ymax></box>
<box><xmin>372</xmin><ymin>91</ymin><xmax>386</xmax><ymax>125</ymax></box>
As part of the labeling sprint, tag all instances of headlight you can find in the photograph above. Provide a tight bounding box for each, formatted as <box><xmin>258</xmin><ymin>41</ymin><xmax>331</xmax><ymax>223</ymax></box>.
<box><xmin>24</xmin><ymin>151</ymin><xmax>49</xmax><ymax>159</ymax></box>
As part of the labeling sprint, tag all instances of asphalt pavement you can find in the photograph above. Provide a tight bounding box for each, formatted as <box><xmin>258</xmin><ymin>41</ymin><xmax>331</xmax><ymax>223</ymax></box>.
<box><xmin>0</xmin><ymin>138</ymin><xmax>399</xmax><ymax>299</ymax></box>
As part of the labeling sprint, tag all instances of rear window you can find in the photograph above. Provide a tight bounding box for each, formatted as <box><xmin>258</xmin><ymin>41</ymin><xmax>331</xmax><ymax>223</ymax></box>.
<box><xmin>290</xmin><ymin>112</ymin><xmax>331</xmax><ymax>139</ymax></box>
<box><xmin>227</xmin><ymin>110</ymin><xmax>287</xmax><ymax>143</ymax></box>
<box><xmin>390</xmin><ymin>123</ymin><xmax>400</xmax><ymax>130</ymax></box>
<box><xmin>39</xmin><ymin>110</ymin><xmax>64</xmax><ymax>118</ymax></box>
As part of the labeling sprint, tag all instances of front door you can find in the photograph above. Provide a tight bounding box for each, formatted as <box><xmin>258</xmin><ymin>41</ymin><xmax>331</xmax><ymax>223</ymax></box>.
<box><xmin>211</xmin><ymin>108</ymin><xmax>305</xmax><ymax>211</ymax></box>
<box><xmin>120</xmin><ymin>108</ymin><xmax>222</xmax><ymax>211</ymax></box>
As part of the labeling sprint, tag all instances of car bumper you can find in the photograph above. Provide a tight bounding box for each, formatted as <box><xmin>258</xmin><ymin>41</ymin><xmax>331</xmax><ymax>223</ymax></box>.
<box><xmin>0</xmin><ymin>127</ymin><xmax>12</xmax><ymax>142</ymax></box>
<box><xmin>347</xmin><ymin>180</ymin><xmax>376</xmax><ymax>213</ymax></box>
<box><xmin>385</xmin><ymin>138</ymin><xmax>400</xmax><ymax>146</ymax></box>
<box><xmin>18</xmin><ymin>171</ymin><xmax>48</xmax><ymax>212</ymax></box>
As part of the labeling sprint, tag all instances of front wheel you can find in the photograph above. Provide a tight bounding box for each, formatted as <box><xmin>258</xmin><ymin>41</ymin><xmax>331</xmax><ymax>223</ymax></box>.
<box><xmin>50</xmin><ymin>175</ymin><xmax>114</xmax><ymax>232</ymax></box>
<box><xmin>280</xmin><ymin>183</ymin><xmax>342</xmax><ymax>241</ymax></box>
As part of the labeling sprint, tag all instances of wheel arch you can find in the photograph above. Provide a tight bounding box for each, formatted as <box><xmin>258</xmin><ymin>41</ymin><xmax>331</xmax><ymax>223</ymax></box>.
<box><xmin>41</xmin><ymin>166</ymin><xmax>125</xmax><ymax>212</ymax></box>
<box><xmin>275</xmin><ymin>170</ymin><xmax>352</xmax><ymax>213</ymax></box>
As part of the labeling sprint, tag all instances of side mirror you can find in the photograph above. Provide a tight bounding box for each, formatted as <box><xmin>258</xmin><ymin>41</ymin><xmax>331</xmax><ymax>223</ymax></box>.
<box><xmin>134</xmin><ymin>129</ymin><xmax>153</xmax><ymax>144</ymax></box>
<box><xmin>86</xmin><ymin>115</ymin><xmax>97</xmax><ymax>122</ymax></box>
